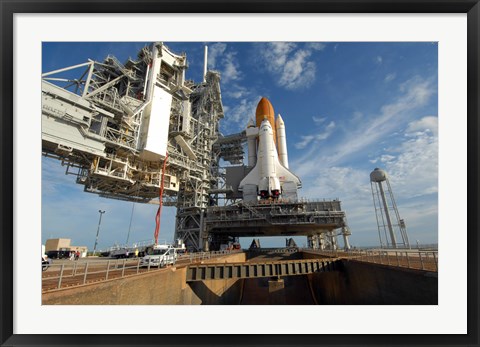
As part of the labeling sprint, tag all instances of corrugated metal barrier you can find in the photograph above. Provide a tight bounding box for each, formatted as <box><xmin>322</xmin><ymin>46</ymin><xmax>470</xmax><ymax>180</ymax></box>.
<box><xmin>186</xmin><ymin>258</ymin><xmax>338</xmax><ymax>282</ymax></box>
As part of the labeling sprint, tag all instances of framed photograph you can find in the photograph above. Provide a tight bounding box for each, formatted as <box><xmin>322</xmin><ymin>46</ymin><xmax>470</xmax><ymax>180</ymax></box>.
<box><xmin>1</xmin><ymin>1</ymin><xmax>479</xmax><ymax>346</ymax></box>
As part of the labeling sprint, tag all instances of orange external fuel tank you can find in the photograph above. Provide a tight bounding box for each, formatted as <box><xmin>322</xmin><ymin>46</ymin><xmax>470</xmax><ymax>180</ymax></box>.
<box><xmin>255</xmin><ymin>97</ymin><xmax>276</xmax><ymax>146</ymax></box>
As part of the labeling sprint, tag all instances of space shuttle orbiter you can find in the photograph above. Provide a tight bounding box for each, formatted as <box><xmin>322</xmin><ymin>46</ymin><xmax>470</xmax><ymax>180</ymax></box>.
<box><xmin>239</xmin><ymin>97</ymin><xmax>301</xmax><ymax>200</ymax></box>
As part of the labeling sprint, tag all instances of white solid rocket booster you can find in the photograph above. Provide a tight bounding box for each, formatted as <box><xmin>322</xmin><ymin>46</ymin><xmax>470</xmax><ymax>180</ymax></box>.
<box><xmin>275</xmin><ymin>114</ymin><xmax>289</xmax><ymax>169</ymax></box>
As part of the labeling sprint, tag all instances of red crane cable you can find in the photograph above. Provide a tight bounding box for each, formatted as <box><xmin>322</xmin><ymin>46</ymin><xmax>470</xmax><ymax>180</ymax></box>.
<box><xmin>154</xmin><ymin>152</ymin><xmax>168</xmax><ymax>245</ymax></box>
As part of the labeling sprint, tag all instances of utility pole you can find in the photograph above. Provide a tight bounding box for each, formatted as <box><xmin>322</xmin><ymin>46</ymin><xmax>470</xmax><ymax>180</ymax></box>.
<box><xmin>93</xmin><ymin>210</ymin><xmax>105</xmax><ymax>256</ymax></box>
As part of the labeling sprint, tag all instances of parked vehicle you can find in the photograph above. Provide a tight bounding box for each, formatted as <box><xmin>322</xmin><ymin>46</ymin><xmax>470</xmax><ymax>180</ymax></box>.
<box><xmin>109</xmin><ymin>247</ymin><xmax>131</xmax><ymax>259</ymax></box>
<box><xmin>46</xmin><ymin>250</ymin><xmax>71</xmax><ymax>259</ymax></box>
<box><xmin>140</xmin><ymin>245</ymin><xmax>177</xmax><ymax>268</ymax></box>
<box><xmin>42</xmin><ymin>255</ymin><xmax>52</xmax><ymax>271</ymax></box>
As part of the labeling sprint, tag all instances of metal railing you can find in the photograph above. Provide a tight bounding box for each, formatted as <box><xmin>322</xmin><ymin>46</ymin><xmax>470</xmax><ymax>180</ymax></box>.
<box><xmin>247</xmin><ymin>247</ymin><xmax>299</xmax><ymax>254</ymax></box>
<box><xmin>301</xmin><ymin>248</ymin><xmax>341</xmax><ymax>258</ymax></box>
<box><xmin>42</xmin><ymin>250</ymin><xmax>242</xmax><ymax>292</ymax></box>
<box><xmin>177</xmin><ymin>249</ymin><xmax>242</xmax><ymax>262</ymax></box>
<box><xmin>302</xmin><ymin>248</ymin><xmax>438</xmax><ymax>272</ymax></box>
<box><xmin>352</xmin><ymin>249</ymin><xmax>438</xmax><ymax>272</ymax></box>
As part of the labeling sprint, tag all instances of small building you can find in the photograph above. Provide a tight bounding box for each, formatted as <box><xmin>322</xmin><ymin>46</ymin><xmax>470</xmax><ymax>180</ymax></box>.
<box><xmin>69</xmin><ymin>246</ymin><xmax>88</xmax><ymax>258</ymax></box>
<box><xmin>45</xmin><ymin>238</ymin><xmax>88</xmax><ymax>258</ymax></box>
<box><xmin>45</xmin><ymin>238</ymin><xmax>71</xmax><ymax>252</ymax></box>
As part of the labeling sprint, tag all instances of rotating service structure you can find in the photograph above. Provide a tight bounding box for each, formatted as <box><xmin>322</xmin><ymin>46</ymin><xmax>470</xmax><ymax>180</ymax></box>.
<box><xmin>42</xmin><ymin>43</ymin><xmax>234</xmax><ymax>251</ymax></box>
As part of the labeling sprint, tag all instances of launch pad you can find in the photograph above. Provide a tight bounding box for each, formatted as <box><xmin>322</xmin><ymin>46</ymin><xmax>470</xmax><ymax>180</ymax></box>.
<box><xmin>41</xmin><ymin>42</ymin><xmax>351</xmax><ymax>252</ymax></box>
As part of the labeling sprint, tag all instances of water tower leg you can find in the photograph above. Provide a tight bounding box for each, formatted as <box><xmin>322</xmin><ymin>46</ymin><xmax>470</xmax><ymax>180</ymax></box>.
<box><xmin>378</xmin><ymin>182</ymin><xmax>397</xmax><ymax>248</ymax></box>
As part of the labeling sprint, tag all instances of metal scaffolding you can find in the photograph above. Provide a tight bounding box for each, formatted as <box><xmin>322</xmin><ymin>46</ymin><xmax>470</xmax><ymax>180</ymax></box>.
<box><xmin>42</xmin><ymin>43</ymin><xmax>229</xmax><ymax>251</ymax></box>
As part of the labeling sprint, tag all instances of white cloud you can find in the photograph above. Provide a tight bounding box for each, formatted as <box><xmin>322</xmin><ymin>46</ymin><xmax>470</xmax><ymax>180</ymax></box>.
<box><xmin>221</xmin><ymin>51</ymin><xmax>240</xmax><ymax>83</ymax></box>
<box><xmin>360</xmin><ymin>125</ymin><xmax>439</xmax><ymax>245</ymax></box>
<box><xmin>385</xmin><ymin>127</ymin><xmax>438</xmax><ymax>198</ymax></box>
<box><xmin>295</xmin><ymin>120</ymin><xmax>335</xmax><ymax>149</ymax></box>
<box><xmin>375</xmin><ymin>55</ymin><xmax>383</xmax><ymax>64</ymax></box>
<box><xmin>352</xmin><ymin>111</ymin><xmax>363</xmax><ymax>122</ymax></box>
<box><xmin>315</xmin><ymin>121</ymin><xmax>335</xmax><ymax>141</ymax></box>
<box><xmin>305</xmin><ymin>163</ymin><xmax>435</xmax><ymax>246</ymax></box>
<box><xmin>207</xmin><ymin>43</ymin><xmax>226</xmax><ymax>69</ymax></box>
<box><xmin>292</xmin><ymin>75</ymin><xmax>436</xmax><ymax>178</ymax></box>
<box><xmin>207</xmin><ymin>43</ymin><xmax>241</xmax><ymax>84</ymax></box>
<box><xmin>306</xmin><ymin>42</ymin><xmax>327</xmax><ymax>51</ymax></box>
<box><xmin>357</xmin><ymin>116</ymin><xmax>438</xmax><ymax>201</ymax></box>
<box><xmin>385</xmin><ymin>73</ymin><xmax>396</xmax><ymax>82</ymax></box>
<box><xmin>295</xmin><ymin>135</ymin><xmax>315</xmax><ymax>149</ymax></box>
<box><xmin>221</xmin><ymin>97</ymin><xmax>259</xmax><ymax>133</ymax></box>
<box><xmin>279</xmin><ymin>50</ymin><xmax>316</xmax><ymax>89</ymax></box>
<box><xmin>398</xmin><ymin>76</ymin><xmax>434</xmax><ymax>105</ymax></box>
<box><xmin>225</xmin><ymin>84</ymin><xmax>249</xmax><ymax>99</ymax></box>
<box><xmin>312</xmin><ymin>116</ymin><xmax>326</xmax><ymax>124</ymax></box>
<box><xmin>42</xmin><ymin>159</ymin><xmax>76</xmax><ymax>195</ymax></box>
<box><xmin>295</xmin><ymin>127</ymin><xmax>438</xmax><ymax>246</ymax></box>
<box><xmin>269</xmin><ymin>42</ymin><xmax>296</xmax><ymax>66</ymax></box>
<box><xmin>406</xmin><ymin>115</ymin><xmax>438</xmax><ymax>136</ymax></box>
<box><xmin>304</xmin><ymin>166</ymin><xmax>371</xmax><ymax>200</ymax></box>
<box><xmin>258</xmin><ymin>42</ymin><xmax>325</xmax><ymax>90</ymax></box>
<box><xmin>379</xmin><ymin>154</ymin><xmax>396</xmax><ymax>163</ymax></box>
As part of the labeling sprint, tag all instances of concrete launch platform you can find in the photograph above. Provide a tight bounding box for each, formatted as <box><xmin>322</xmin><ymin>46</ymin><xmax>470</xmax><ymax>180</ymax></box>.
<box><xmin>42</xmin><ymin>250</ymin><xmax>437</xmax><ymax>305</ymax></box>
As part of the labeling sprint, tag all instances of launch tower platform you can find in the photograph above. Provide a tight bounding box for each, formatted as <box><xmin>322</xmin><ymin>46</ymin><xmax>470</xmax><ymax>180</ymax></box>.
<box><xmin>205</xmin><ymin>199</ymin><xmax>349</xmax><ymax>250</ymax></box>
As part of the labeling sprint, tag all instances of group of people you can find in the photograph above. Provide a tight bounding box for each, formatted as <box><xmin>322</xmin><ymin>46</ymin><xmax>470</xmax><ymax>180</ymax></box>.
<box><xmin>69</xmin><ymin>250</ymin><xmax>81</xmax><ymax>260</ymax></box>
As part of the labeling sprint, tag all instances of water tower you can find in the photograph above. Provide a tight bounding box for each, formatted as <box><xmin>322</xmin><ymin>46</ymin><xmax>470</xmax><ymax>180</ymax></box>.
<box><xmin>370</xmin><ymin>168</ymin><xmax>410</xmax><ymax>249</ymax></box>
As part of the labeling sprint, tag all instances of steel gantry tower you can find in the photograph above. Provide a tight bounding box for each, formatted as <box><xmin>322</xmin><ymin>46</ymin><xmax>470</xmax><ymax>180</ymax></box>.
<box><xmin>42</xmin><ymin>42</ymin><xmax>242</xmax><ymax>251</ymax></box>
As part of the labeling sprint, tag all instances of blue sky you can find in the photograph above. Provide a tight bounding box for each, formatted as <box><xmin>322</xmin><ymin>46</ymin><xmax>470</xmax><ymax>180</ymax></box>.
<box><xmin>42</xmin><ymin>42</ymin><xmax>438</xmax><ymax>250</ymax></box>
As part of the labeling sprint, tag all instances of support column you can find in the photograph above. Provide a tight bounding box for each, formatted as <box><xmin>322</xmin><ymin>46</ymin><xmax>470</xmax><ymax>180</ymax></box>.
<box><xmin>330</xmin><ymin>231</ymin><xmax>338</xmax><ymax>250</ymax></box>
<box><xmin>307</xmin><ymin>235</ymin><xmax>314</xmax><ymax>249</ymax></box>
<box><xmin>342</xmin><ymin>227</ymin><xmax>351</xmax><ymax>250</ymax></box>
<box><xmin>318</xmin><ymin>233</ymin><xmax>325</xmax><ymax>250</ymax></box>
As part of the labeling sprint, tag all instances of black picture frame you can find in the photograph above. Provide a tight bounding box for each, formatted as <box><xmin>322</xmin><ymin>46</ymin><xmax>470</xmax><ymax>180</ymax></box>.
<box><xmin>1</xmin><ymin>1</ymin><xmax>479</xmax><ymax>346</ymax></box>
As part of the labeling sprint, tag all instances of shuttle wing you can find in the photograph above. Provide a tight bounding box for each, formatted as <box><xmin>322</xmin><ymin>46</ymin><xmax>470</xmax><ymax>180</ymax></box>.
<box><xmin>276</xmin><ymin>163</ymin><xmax>302</xmax><ymax>188</ymax></box>
<box><xmin>238</xmin><ymin>164</ymin><xmax>259</xmax><ymax>191</ymax></box>
<box><xmin>238</xmin><ymin>157</ymin><xmax>301</xmax><ymax>192</ymax></box>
